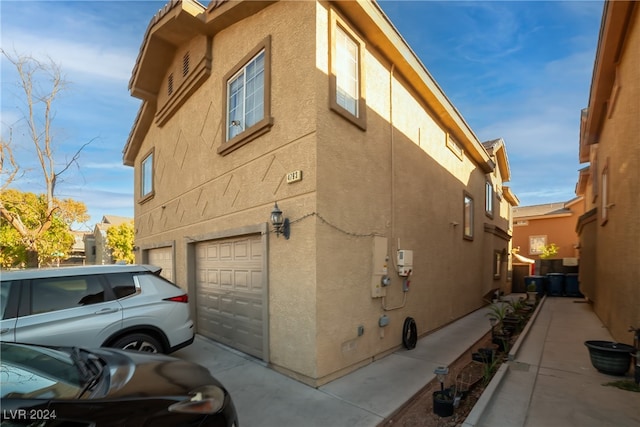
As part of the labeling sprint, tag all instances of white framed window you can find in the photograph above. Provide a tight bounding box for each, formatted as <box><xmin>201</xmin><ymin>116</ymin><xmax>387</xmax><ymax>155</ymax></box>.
<box><xmin>463</xmin><ymin>192</ymin><xmax>474</xmax><ymax>240</ymax></box>
<box><xmin>336</xmin><ymin>26</ymin><xmax>358</xmax><ymax>116</ymax></box>
<box><xmin>485</xmin><ymin>181</ymin><xmax>494</xmax><ymax>217</ymax></box>
<box><xmin>529</xmin><ymin>235</ymin><xmax>547</xmax><ymax>255</ymax></box>
<box><xmin>141</xmin><ymin>150</ymin><xmax>154</xmax><ymax>200</ymax></box>
<box><xmin>329</xmin><ymin>10</ymin><xmax>366</xmax><ymax>130</ymax></box>
<box><xmin>227</xmin><ymin>50</ymin><xmax>265</xmax><ymax>140</ymax></box>
<box><xmin>219</xmin><ymin>37</ymin><xmax>272</xmax><ymax>156</ymax></box>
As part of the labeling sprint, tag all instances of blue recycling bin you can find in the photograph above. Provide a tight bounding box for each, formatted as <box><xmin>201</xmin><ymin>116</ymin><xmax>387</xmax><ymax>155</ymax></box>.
<box><xmin>565</xmin><ymin>273</ymin><xmax>582</xmax><ymax>297</ymax></box>
<box><xmin>547</xmin><ymin>273</ymin><xmax>565</xmax><ymax>296</ymax></box>
<box><xmin>525</xmin><ymin>276</ymin><xmax>546</xmax><ymax>295</ymax></box>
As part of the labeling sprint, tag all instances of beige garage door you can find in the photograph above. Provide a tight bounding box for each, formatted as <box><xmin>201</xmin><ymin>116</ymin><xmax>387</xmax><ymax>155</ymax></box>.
<box><xmin>195</xmin><ymin>235</ymin><xmax>265</xmax><ymax>359</ymax></box>
<box><xmin>147</xmin><ymin>247</ymin><xmax>174</xmax><ymax>282</ymax></box>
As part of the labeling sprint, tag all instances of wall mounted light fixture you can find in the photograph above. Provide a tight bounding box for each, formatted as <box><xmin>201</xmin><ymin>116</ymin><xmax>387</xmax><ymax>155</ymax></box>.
<box><xmin>270</xmin><ymin>202</ymin><xmax>290</xmax><ymax>239</ymax></box>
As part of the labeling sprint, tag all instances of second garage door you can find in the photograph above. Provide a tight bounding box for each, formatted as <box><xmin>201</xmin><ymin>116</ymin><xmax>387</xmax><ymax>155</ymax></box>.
<box><xmin>195</xmin><ymin>235</ymin><xmax>265</xmax><ymax>359</ymax></box>
<box><xmin>147</xmin><ymin>247</ymin><xmax>174</xmax><ymax>282</ymax></box>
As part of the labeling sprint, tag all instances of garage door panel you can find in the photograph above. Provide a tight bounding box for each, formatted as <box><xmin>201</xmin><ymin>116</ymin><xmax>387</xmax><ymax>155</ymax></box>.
<box><xmin>195</xmin><ymin>235</ymin><xmax>264</xmax><ymax>359</ymax></box>
<box><xmin>147</xmin><ymin>247</ymin><xmax>174</xmax><ymax>283</ymax></box>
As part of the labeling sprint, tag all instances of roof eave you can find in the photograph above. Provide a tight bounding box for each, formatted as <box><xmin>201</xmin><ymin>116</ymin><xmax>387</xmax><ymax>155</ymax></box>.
<box><xmin>582</xmin><ymin>1</ymin><xmax>636</xmax><ymax>146</ymax></box>
<box><xmin>338</xmin><ymin>0</ymin><xmax>493</xmax><ymax>172</ymax></box>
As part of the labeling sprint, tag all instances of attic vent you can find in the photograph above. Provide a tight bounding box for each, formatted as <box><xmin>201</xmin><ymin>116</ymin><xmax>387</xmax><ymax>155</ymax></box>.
<box><xmin>168</xmin><ymin>73</ymin><xmax>174</xmax><ymax>96</ymax></box>
<box><xmin>183</xmin><ymin>52</ymin><xmax>190</xmax><ymax>77</ymax></box>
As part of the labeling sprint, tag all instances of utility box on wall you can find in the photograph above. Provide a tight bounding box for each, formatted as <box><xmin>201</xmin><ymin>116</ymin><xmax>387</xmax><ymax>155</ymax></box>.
<box><xmin>397</xmin><ymin>250</ymin><xmax>413</xmax><ymax>276</ymax></box>
<box><xmin>371</xmin><ymin>236</ymin><xmax>389</xmax><ymax>298</ymax></box>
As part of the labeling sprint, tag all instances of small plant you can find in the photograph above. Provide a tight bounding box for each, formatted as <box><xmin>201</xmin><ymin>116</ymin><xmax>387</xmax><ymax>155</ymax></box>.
<box><xmin>509</xmin><ymin>299</ymin><xmax>525</xmax><ymax>312</ymax></box>
<box><xmin>481</xmin><ymin>356</ymin><xmax>501</xmax><ymax>386</ymax></box>
<box><xmin>527</xmin><ymin>282</ymin><xmax>537</xmax><ymax>292</ymax></box>
<box><xmin>486</xmin><ymin>302</ymin><xmax>513</xmax><ymax>324</ymax></box>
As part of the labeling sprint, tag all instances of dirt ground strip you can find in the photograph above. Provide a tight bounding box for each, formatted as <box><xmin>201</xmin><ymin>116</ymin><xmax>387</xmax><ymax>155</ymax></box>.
<box><xmin>381</xmin><ymin>332</ymin><xmax>499</xmax><ymax>427</ymax></box>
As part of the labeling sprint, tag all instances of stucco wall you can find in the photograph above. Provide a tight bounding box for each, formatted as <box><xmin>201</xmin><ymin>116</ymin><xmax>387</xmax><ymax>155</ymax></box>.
<box><xmin>133</xmin><ymin>1</ymin><xmax>321</xmax><ymax>378</ymax></box>
<box><xmin>591</xmin><ymin>8</ymin><xmax>640</xmax><ymax>342</ymax></box>
<box><xmin>312</xmin><ymin>2</ymin><xmax>512</xmax><ymax>382</ymax></box>
<box><xmin>512</xmin><ymin>212</ymin><xmax>582</xmax><ymax>260</ymax></box>
<box><xmin>131</xmin><ymin>0</ymin><xmax>515</xmax><ymax>385</ymax></box>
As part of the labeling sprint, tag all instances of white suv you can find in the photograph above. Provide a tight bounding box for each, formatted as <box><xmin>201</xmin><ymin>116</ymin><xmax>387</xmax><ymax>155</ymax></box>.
<box><xmin>0</xmin><ymin>264</ymin><xmax>194</xmax><ymax>353</ymax></box>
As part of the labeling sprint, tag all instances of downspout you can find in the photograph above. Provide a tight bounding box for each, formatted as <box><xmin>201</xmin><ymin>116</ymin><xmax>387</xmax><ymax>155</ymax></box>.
<box><xmin>382</xmin><ymin>63</ymin><xmax>407</xmax><ymax>311</ymax></box>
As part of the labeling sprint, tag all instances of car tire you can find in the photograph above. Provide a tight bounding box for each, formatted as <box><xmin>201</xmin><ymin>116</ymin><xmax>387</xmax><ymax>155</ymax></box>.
<box><xmin>112</xmin><ymin>333</ymin><xmax>163</xmax><ymax>353</ymax></box>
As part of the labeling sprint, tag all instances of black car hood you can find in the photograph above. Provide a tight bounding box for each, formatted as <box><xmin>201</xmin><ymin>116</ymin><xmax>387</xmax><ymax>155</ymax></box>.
<box><xmin>89</xmin><ymin>348</ymin><xmax>221</xmax><ymax>398</ymax></box>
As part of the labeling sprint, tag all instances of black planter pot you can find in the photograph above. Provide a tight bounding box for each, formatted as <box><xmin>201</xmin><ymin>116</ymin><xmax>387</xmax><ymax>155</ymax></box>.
<box><xmin>472</xmin><ymin>347</ymin><xmax>495</xmax><ymax>364</ymax></box>
<box><xmin>584</xmin><ymin>341</ymin><xmax>635</xmax><ymax>376</ymax></box>
<box><xmin>493</xmin><ymin>334</ymin><xmax>511</xmax><ymax>352</ymax></box>
<box><xmin>432</xmin><ymin>388</ymin><xmax>454</xmax><ymax>417</ymax></box>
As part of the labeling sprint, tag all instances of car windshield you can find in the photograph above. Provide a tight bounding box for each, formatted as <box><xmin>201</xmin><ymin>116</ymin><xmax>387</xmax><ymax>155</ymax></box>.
<box><xmin>0</xmin><ymin>343</ymin><xmax>83</xmax><ymax>399</ymax></box>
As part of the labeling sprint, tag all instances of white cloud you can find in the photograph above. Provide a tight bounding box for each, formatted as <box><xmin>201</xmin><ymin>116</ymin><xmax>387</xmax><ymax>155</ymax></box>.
<box><xmin>3</xmin><ymin>29</ymin><xmax>136</xmax><ymax>82</ymax></box>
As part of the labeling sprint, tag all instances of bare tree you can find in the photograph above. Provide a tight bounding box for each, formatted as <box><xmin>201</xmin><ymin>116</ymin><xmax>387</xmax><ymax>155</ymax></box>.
<box><xmin>0</xmin><ymin>49</ymin><xmax>91</xmax><ymax>267</ymax></box>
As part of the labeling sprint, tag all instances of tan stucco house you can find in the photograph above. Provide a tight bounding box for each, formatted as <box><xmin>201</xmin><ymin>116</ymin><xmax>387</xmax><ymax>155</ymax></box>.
<box><xmin>123</xmin><ymin>0</ymin><xmax>518</xmax><ymax>386</ymax></box>
<box><xmin>92</xmin><ymin>215</ymin><xmax>133</xmax><ymax>265</ymax></box>
<box><xmin>512</xmin><ymin>196</ymin><xmax>584</xmax><ymax>261</ymax></box>
<box><xmin>576</xmin><ymin>1</ymin><xmax>639</xmax><ymax>343</ymax></box>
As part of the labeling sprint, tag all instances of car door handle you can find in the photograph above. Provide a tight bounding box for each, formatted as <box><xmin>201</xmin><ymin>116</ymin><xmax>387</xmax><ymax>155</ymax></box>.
<box><xmin>0</xmin><ymin>328</ymin><xmax>10</xmax><ymax>334</ymax></box>
<box><xmin>94</xmin><ymin>308</ymin><xmax>119</xmax><ymax>315</ymax></box>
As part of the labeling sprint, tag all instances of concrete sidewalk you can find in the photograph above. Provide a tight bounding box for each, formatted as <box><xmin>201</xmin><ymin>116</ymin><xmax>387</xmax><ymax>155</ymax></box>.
<box><xmin>474</xmin><ymin>297</ymin><xmax>640</xmax><ymax>427</ymax></box>
<box><xmin>173</xmin><ymin>305</ymin><xmax>495</xmax><ymax>427</ymax></box>
<box><xmin>173</xmin><ymin>297</ymin><xmax>640</xmax><ymax>427</ymax></box>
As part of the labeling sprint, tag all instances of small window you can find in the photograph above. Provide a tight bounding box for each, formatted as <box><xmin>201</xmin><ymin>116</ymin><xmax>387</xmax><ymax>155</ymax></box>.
<box><xmin>1</xmin><ymin>281</ymin><xmax>14</xmax><ymax>320</ymax></box>
<box><xmin>485</xmin><ymin>181</ymin><xmax>494</xmax><ymax>217</ymax></box>
<box><xmin>529</xmin><ymin>235</ymin><xmax>547</xmax><ymax>255</ymax></box>
<box><xmin>463</xmin><ymin>192</ymin><xmax>474</xmax><ymax>240</ymax></box>
<box><xmin>106</xmin><ymin>273</ymin><xmax>137</xmax><ymax>299</ymax></box>
<box><xmin>329</xmin><ymin>11</ymin><xmax>366</xmax><ymax>130</ymax></box>
<box><xmin>31</xmin><ymin>276</ymin><xmax>106</xmax><ymax>315</ymax></box>
<box><xmin>141</xmin><ymin>150</ymin><xmax>154</xmax><ymax>200</ymax></box>
<box><xmin>493</xmin><ymin>251</ymin><xmax>502</xmax><ymax>279</ymax></box>
<box><xmin>446</xmin><ymin>134</ymin><xmax>463</xmax><ymax>160</ymax></box>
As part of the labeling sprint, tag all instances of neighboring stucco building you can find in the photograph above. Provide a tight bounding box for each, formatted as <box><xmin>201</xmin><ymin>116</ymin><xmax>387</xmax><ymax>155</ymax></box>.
<box><xmin>576</xmin><ymin>1</ymin><xmax>639</xmax><ymax>343</ymax></box>
<box><xmin>93</xmin><ymin>215</ymin><xmax>134</xmax><ymax>265</ymax></box>
<box><xmin>512</xmin><ymin>197</ymin><xmax>584</xmax><ymax>261</ymax></box>
<box><xmin>123</xmin><ymin>0</ymin><xmax>518</xmax><ymax>385</ymax></box>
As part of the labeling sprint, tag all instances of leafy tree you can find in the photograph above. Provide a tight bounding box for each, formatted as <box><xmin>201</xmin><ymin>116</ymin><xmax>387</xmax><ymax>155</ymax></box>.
<box><xmin>106</xmin><ymin>221</ymin><xmax>135</xmax><ymax>264</ymax></box>
<box><xmin>0</xmin><ymin>50</ymin><xmax>93</xmax><ymax>267</ymax></box>
<box><xmin>0</xmin><ymin>189</ymin><xmax>83</xmax><ymax>268</ymax></box>
<box><xmin>540</xmin><ymin>243</ymin><xmax>559</xmax><ymax>259</ymax></box>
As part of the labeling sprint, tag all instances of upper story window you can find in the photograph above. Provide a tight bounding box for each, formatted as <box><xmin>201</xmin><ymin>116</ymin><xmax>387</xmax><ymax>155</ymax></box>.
<box><xmin>463</xmin><ymin>192</ymin><xmax>474</xmax><ymax>240</ymax></box>
<box><xmin>336</xmin><ymin>27</ymin><xmax>358</xmax><ymax>115</ymax></box>
<box><xmin>485</xmin><ymin>181</ymin><xmax>494</xmax><ymax>218</ymax></box>
<box><xmin>529</xmin><ymin>235</ymin><xmax>547</xmax><ymax>255</ymax></box>
<box><xmin>330</xmin><ymin>11</ymin><xmax>366</xmax><ymax>130</ymax></box>
<box><xmin>141</xmin><ymin>150</ymin><xmax>154</xmax><ymax>200</ymax></box>
<box><xmin>227</xmin><ymin>50</ymin><xmax>265</xmax><ymax>140</ymax></box>
<box><xmin>218</xmin><ymin>36</ymin><xmax>272</xmax><ymax>156</ymax></box>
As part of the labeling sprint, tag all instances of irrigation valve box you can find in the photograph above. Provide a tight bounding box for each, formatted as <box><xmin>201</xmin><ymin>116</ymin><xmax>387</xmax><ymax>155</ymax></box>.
<box><xmin>397</xmin><ymin>250</ymin><xmax>413</xmax><ymax>277</ymax></box>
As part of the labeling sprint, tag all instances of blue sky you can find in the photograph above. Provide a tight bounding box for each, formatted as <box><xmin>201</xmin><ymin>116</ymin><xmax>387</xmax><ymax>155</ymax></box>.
<box><xmin>1</xmin><ymin>0</ymin><xmax>604</xmax><ymax>230</ymax></box>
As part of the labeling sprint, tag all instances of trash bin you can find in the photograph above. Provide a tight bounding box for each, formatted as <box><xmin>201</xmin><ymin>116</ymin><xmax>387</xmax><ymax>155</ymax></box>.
<box><xmin>565</xmin><ymin>273</ymin><xmax>582</xmax><ymax>297</ymax></box>
<box><xmin>547</xmin><ymin>273</ymin><xmax>565</xmax><ymax>296</ymax></box>
<box><xmin>524</xmin><ymin>276</ymin><xmax>546</xmax><ymax>295</ymax></box>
